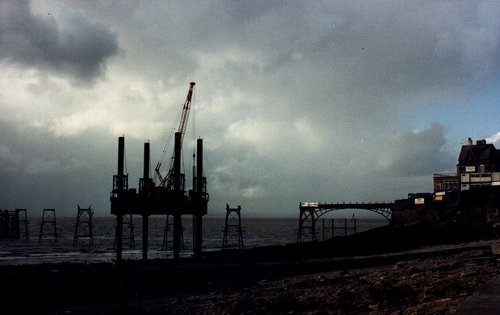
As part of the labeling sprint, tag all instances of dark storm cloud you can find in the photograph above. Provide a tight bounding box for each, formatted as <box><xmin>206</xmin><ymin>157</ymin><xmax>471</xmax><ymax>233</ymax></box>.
<box><xmin>0</xmin><ymin>0</ymin><xmax>119</xmax><ymax>84</ymax></box>
<box><xmin>0</xmin><ymin>120</ymin><xmax>119</xmax><ymax>213</ymax></box>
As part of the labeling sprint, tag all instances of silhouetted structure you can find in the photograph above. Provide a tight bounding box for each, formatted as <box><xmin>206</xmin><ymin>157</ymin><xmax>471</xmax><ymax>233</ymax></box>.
<box><xmin>321</xmin><ymin>217</ymin><xmax>357</xmax><ymax>240</ymax></box>
<box><xmin>161</xmin><ymin>214</ymin><xmax>184</xmax><ymax>252</ymax></box>
<box><xmin>111</xmin><ymin>135</ymin><xmax>207</xmax><ymax>261</ymax></box>
<box><xmin>38</xmin><ymin>209</ymin><xmax>58</xmax><ymax>243</ymax></box>
<box><xmin>0</xmin><ymin>209</ymin><xmax>28</xmax><ymax>239</ymax></box>
<box><xmin>114</xmin><ymin>214</ymin><xmax>135</xmax><ymax>249</ymax></box>
<box><xmin>123</xmin><ymin>214</ymin><xmax>136</xmax><ymax>249</ymax></box>
<box><xmin>393</xmin><ymin>138</ymin><xmax>500</xmax><ymax>225</ymax></box>
<box><xmin>297</xmin><ymin>202</ymin><xmax>392</xmax><ymax>243</ymax></box>
<box><xmin>434</xmin><ymin>138</ymin><xmax>500</xmax><ymax>193</ymax></box>
<box><xmin>0</xmin><ymin>210</ymin><xmax>17</xmax><ymax>239</ymax></box>
<box><xmin>433</xmin><ymin>173</ymin><xmax>459</xmax><ymax>192</ymax></box>
<box><xmin>73</xmin><ymin>205</ymin><xmax>94</xmax><ymax>246</ymax></box>
<box><xmin>221</xmin><ymin>204</ymin><xmax>244</xmax><ymax>250</ymax></box>
<box><xmin>16</xmin><ymin>209</ymin><xmax>29</xmax><ymax>240</ymax></box>
<box><xmin>458</xmin><ymin>138</ymin><xmax>500</xmax><ymax>190</ymax></box>
<box><xmin>110</xmin><ymin>81</ymin><xmax>208</xmax><ymax>261</ymax></box>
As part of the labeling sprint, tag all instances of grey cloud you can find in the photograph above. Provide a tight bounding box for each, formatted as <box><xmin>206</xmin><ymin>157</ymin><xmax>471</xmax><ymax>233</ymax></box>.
<box><xmin>1</xmin><ymin>1</ymin><xmax>498</xmax><ymax>217</ymax></box>
<box><xmin>380</xmin><ymin>124</ymin><xmax>455</xmax><ymax>177</ymax></box>
<box><xmin>0</xmin><ymin>0</ymin><xmax>119</xmax><ymax>84</ymax></box>
<box><xmin>0</xmin><ymin>121</ymin><xmax>120</xmax><ymax>214</ymax></box>
<box><xmin>170</xmin><ymin>0</ymin><xmax>500</xmax><ymax>137</ymax></box>
<box><xmin>262</xmin><ymin>2</ymin><xmax>500</xmax><ymax>117</ymax></box>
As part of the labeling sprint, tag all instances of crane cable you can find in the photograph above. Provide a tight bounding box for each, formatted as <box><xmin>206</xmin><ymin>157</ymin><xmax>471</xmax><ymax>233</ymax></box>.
<box><xmin>155</xmin><ymin>83</ymin><xmax>197</xmax><ymax>187</ymax></box>
<box><xmin>155</xmin><ymin>95</ymin><xmax>184</xmax><ymax>183</ymax></box>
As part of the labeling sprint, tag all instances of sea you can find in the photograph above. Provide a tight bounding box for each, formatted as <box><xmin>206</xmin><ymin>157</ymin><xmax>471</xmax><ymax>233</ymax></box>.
<box><xmin>0</xmin><ymin>216</ymin><xmax>388</xmax><ymax>266</ymax></box>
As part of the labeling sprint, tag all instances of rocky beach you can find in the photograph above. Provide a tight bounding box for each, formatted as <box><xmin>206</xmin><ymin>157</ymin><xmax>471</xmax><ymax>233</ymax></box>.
<box><xmin>42</xmin><ymin>243</ymin><xmax>498</xmax><ymax>315</ymax></box>
<box><xmin>3</xmin><ymin>222</ymin><xmax>500</xmax><ymax>315</ymax></box>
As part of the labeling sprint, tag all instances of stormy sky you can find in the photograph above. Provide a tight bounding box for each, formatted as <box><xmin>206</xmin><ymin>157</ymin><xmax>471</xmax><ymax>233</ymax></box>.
<box><xmin>1</xmin><ymin>1</ymin><xmax>499</xmax><ymax>217</ymax></box>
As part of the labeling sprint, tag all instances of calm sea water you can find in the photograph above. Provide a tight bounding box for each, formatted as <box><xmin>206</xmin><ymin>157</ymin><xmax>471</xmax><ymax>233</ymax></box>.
<box><xmin>0</xmin><ymin>216</ymin><xmax>387</xmax><ymax>265</ymax></box>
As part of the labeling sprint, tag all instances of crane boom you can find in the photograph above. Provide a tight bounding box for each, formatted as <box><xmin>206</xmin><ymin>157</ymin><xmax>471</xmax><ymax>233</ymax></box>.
<box><xmin>155</xmin><ymin>82</ymin><xmax>195</xmax><ymax>189</ymax></box>
<box><xmin>178</xmin><ymin>82</ymin><xmax>195</xmax><ymax>139</ymax></box>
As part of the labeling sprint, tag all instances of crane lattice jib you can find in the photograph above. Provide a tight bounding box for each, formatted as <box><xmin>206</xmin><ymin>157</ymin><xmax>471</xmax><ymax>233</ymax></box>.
<box><xmin>160</xmin><ymin>82</ymin><xmax>195</xmax><ymax>189</ymax></box>
<box><xmin>178</xmin><ymin>82</ymin><xmax>195</xmax><ymax>138</ymax></box>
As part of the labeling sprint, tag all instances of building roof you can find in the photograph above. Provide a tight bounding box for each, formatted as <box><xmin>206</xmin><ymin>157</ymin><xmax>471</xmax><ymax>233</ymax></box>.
<box><xmin>458</xmin><ymin>141</ymin><xmax>498</xmax><ymax>165</ymax></box>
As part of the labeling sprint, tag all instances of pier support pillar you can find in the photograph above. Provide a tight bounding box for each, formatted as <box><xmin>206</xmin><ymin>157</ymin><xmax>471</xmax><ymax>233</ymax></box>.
<box><xmin>112</xmin><ymin>136</ymin><xmax>127</xmax><ymax>262</ymax></box>
<box><xmin>142</xmin><ymin>215</ymin><xmax>149</xmax><ymax>260</ymax></box>
<box><xmin>193</xmin><ymin>138</ymin><xmax>206</xmax><ymax>258</ymax></box>
<box><xmin>297</xmin><ymin>204</ymin><xmax>317</xmax><ymax>243</ymax></box>
<box><xmin>140</xmin><ymin>141</ymin><xmax>151</xmax><ymax>260</ymax></box>
<box><xmin>173</xmin><ymin>132</ymin><xmax>182</xmax><ymax>260</ymax></box>
<box><xmin>116</xmin><ymin>215</ymin><xmax>123</xmax><ymax>261</ymax></box>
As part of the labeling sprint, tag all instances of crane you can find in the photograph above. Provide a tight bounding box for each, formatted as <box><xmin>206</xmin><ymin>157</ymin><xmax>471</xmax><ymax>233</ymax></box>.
<box><xmin>155</xmin><ymin>82</ymin><xmax>195</xmax><ymax>190</ymax></box>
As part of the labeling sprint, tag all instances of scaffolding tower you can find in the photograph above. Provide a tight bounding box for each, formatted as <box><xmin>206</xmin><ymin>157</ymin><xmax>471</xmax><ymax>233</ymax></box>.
<box><xmin>114</xmin><ymin>214</ymin><xmax>135</xmax><ymax>249</ymax></box>
<box><xmin>73</xmin><ymin>205</ymin><xmax>94</xmax><ymax>246</ymax></box>
<box><xmin>221</xmin><ymin>204</ymin><xmax>244</xmax><ymax>250</ymax></box>
<box><xmin>0</xmin><ymin>209</ymin><xmax>27</xmax><ymax>239</ymax></box>
<box><xmin>38</xmin><ymin>209</ymin><xmax>58</xmax><ymax>243</ymax></box>
<box><xmin>16</xmin><ymin>209</ymin><xmax>29</xmax><ymax>240</ymax></box>
<box><xmin>161</xmin><ymin>214</ymin><xmax>184</xmax><ymax>252</ymax></box>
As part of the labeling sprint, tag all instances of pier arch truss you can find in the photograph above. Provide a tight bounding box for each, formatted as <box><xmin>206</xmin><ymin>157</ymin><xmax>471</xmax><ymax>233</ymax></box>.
<box><xmin>297</xmin><ymin>202</ymin><xmax>394</xmax><ymax>243</ymax></box>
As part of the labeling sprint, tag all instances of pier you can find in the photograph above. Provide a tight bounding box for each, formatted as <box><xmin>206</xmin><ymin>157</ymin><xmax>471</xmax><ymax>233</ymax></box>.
<box><xmin>297</xmin><ymin>201</ymin><xmax>394</xmax><ymax>242</ymax></box>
